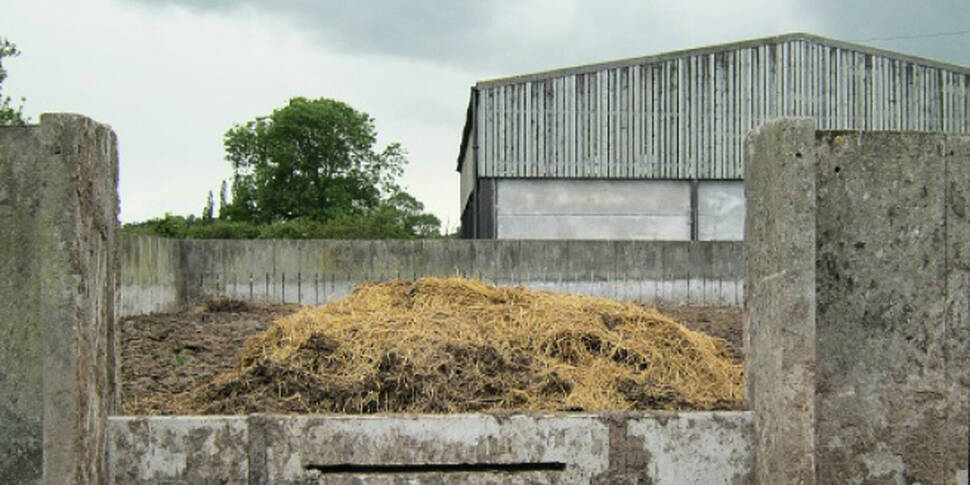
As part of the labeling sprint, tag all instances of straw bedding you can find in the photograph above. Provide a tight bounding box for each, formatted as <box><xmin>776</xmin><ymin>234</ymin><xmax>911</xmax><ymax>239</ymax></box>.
<box><xmin>177</xmin><ymin>277</ymin><xmax>744</xmax><ymax>414</ymax></box>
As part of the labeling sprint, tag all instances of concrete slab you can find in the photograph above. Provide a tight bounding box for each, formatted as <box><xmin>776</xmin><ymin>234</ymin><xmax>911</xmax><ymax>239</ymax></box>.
<box><xmin>626</xmin><ymin>412</ymin><xmax>753</xmax><ymax>485</ymax></box>
<box><xmin>250</xmin><ymin>414</ymin><xmax>611</xmax><ymax>485</ymax></box>
<box><xmin>106</xmin><ymin>412</ymin><xmax>755</xmax><ymax>484</ymax></box>
<box><xmin>107</xmin><ymin>417</ymin><xmax>248</xmax><ymax>485</ymax></box>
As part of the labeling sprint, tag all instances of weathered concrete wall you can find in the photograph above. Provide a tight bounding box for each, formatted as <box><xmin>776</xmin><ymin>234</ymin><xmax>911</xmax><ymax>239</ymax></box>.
<box><xmin>107</xmin><ymin>412</ymin><xmax>752</xmax><ymax>484</ymax></box>
<box><xmin>745</xmin><ymin>120</ymin><xmax>970</xmax><ymax>484</ymax></box>
<box><xmin>697</xmin><ymin>180</ymin><xmax>744</xmax><ymax>241</ymax></box>
<box><xmin>0</xmin><ymin>114</ymin><xmax>120</xmax><ymax>484</ymax></box>
<box><xmin>119</xmin><ymin>238</ymin><xmax>745</xmax><ymax>311</ymax></box>
<box><xmin>118</xmin><ymin>234</ymin><xmax>182</xmax><ymax>317</ymax></box>
<box><xmin>744</xmin><ymin>118</ymin><xmax>818</xmax><ymax>484</ymax></box>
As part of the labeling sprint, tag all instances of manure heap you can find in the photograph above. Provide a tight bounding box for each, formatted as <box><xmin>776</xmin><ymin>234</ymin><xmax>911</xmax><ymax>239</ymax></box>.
<box><xmin>184</xmin><ymin>277</ymin><xmax>743</xmax><ymax>414</ymax></box>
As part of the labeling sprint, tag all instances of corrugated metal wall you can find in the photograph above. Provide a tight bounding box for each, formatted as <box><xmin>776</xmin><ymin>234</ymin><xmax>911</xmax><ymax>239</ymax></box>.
<box><xmin>473</xmin><ymin>37</ymin><xmax>970</xmax><ymax>180</ymax></box>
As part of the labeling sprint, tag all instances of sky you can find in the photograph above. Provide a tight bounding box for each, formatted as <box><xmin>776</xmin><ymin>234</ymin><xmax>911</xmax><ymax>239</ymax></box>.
<box><xmin>2</xmin><ymin>0</ymin><xmax>969</xmax><ymax>229</ymax></box>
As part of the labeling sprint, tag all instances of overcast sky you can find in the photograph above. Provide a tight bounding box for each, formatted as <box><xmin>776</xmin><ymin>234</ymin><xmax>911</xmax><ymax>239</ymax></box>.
<box><xmin>2</xmin><ymin>0</ymin><xmax>968</xmax><ymax>228</ymax></box>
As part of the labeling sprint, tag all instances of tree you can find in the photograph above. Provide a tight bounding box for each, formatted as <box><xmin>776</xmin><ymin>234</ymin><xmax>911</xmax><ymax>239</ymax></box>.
<box><xmin>202</xmin><ymin>190</ymin><xmax>215</xmax><ymax>221</ymax></box>
<box><xmin>0</xmin><ymin>37</ymin><xmax>28</xmax><ymax>126</ymax></box>
<box><xmin>222</xmin><ymin>97</ymin><xmax>407</xmax><ymax>224</ymax></box>
<box><xmin>218</xmin><ymin>180</ymin><xmax>228</xmax><ymax>219</ymax></box>
<box><xmin>123</xmin><ymin>96</ymin><xmax>442</xmax><ymax>240</ymax></box>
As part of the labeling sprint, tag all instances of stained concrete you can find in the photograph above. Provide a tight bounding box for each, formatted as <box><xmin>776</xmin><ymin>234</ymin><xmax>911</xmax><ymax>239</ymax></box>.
<box><xmin>0</xmin><ymin>114</ymin><xmax>120</xmax><ymax>484</ymax></box>
<box><xmin>626</xmin><ymin>412</ymin><xmax>753</xmax><ymax>484</ymax></box>
<box><xmin>107</xmin><ymin>417</ymin><xmax>248</xmax><ymax>484</ymax></box>
<box><xmin>107</xmin><ymin>412</ymin><xmax>753</xmax><ymax>484</ymax></box>
<box><xmin>744</xmin><ymin>118</ymin><xmax>818</xmax><ymax>484</ymax></box>
<box><xmin>119</xmin><ymin>238</ymin><xmax>746</xmax><ymax>314</ymax></box>
<box><xmin>118</xmin><ymin>234</ymin><xmax>183</xmax><ymax>316</ymax></box>
<box><xmin>697</xmin><ymin>181</ymin><xmax>744</xmax><ymax>241</ymax></box>
<box><xmin>745</xmin><ymin>120</ymin><xmax>970</xmax><ymax>484</ymax></box>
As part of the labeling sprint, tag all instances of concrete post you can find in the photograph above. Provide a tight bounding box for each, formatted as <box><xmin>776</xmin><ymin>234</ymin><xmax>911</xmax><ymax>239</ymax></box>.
<box><xmin>0</xmin><ymin>114</ymin><xmax>120</xmax><ymax>484</ymax></box>
<box><xmin>745</xmin><ymin>119</ymin><xmax>969</xmax><ymax>484</ymax></box>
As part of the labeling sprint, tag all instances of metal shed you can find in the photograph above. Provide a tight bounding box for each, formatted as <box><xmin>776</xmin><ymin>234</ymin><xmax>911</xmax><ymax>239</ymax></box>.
<box><xmin>456</xmin><ymin>33</ymin><xmax>970</xmax><ymax>240</ymax></box>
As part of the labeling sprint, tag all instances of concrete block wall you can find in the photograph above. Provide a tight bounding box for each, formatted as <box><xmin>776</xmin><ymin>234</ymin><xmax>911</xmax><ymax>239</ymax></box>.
<box><xmin>0</xmin><ymin>114</ymin><xmax>120</xmax><ymax>484</ymax></box>
<box><xmin>107</xmin><ymin>412</ymin><xmax>753</xmax><ymax>484</ymax></box>
<box><xmin>119</xmin><ymin>238</ymin><xmax>746</xmax><ymax>316</ymax></box>
<box><xmin>745</xmin><ymin>119</ymin><xmax>970</xmax><ymax>484</ymax></box>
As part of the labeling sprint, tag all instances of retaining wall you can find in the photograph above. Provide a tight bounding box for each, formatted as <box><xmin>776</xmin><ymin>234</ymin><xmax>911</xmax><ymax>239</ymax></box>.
<box><xmin>745</xmin><ymin>120</ymin><xmax>970</xmax><ymax>484</ymax></box>
<box><xmin>0</xmin><ymin>114</ymin><xmax>119</xmax><ymax>484</ymax></box>
<box><xmin>107</xmin><ymin>412</ymin><xmax>753</xmax><ymax>484</ymax></box>
<box><xmin>119</xmin><ymin>237</ymin><xmax>746</xmax><ymax>316</ymax></box>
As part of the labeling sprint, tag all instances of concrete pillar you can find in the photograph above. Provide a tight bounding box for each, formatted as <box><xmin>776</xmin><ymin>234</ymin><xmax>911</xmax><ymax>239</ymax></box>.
<box><xmin>0</xmin><ymin>114</ymin><xmax>120</xmax><ymax>484</ymax></box>
<box><xmin>745</xmin><ymin>118</ymin><xmax>969</xmax><ymax>484</ymax></box>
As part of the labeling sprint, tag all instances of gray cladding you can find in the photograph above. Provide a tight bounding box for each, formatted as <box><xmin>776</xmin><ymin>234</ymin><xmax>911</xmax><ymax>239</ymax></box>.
<box><xmin>459</xmin><ymin>33</ymin><xmax>970</xmax><ymax>186</ymax></box>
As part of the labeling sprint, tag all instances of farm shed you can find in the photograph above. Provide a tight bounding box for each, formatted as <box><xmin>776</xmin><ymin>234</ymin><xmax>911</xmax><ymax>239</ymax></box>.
<box><xmin>456</xmin><ymin>33</ymin><xmax>970</xmax><ymax>240</ymax></box>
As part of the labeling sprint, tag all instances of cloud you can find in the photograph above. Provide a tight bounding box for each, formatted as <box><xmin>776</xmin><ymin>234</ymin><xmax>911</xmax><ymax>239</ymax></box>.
<box><xmin>800</xmin><ymin>0</ymin><xmax>970</xmax><ymax>67</ymax></box>
<box><xmin>122</xmin><ymin>0</ymin><xmax>820</xmax><ymax>74</ymax></box>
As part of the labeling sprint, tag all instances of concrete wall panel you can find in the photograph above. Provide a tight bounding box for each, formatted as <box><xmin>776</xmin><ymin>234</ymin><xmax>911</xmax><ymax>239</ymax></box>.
<box><xmin>697</xmin><ymin>181</ymin><xmax>744</xmax><ymax>241</ymax></box>
<box><xmin>497</xmin><ymin>179</ymin><xmax>690</xmax><ymax>216</ymax></box>
<box><xmin>498</xmin><ymin>215</ymin><xmax>691</xmax><ymax>240</ymax></box>
<box><xmin>107</xmin><ymin>412</ymin><xmax>754</xmax><ymax>484</ymax></box>
<box><xmin>814</xmin><ymin>130</ymin><xmax>965</xmax><ymax>484</ymax></box>
<box><xmin>944</xmin><ymin>135</ymin><xmax>970</xmax><ymax>481</ymax></box>
<box><xmin>744</xmin><ymin>118</ymin><xmax>819</xmax><ymax>485</ymax></box>
<box><xmin>1</xmin><ymin>114</ymin><xmax>120</xmax><ymax>484</ymax></box>
<box><xmin>627</xmin><ymin>412</ymin><xmax>753</xmax><ymax>485</ymax></box>
<box><xmin>252</xmin><ymin>414</ymin><xmax>610</xmax><ymax>484</ymax></box>
<box><xmin>495</xmin><ymin>179</ymin><xmax>691</xmax><ymax>240</ymax></box>
<box><xmin>118</xmin><ymin>235</ymin><xmax>182</xmax><ymax>316</ymax></box>
<box><xmin>745</xmin><ymin>120</ymin><xmax>970</xmax><ymax>484</ymax></box>
<box><xmin>120</xmin><ymin>239</ymin><xmax>746</xmax><ymax>309</ymax></box>
<box><xmin>107</xmin><ymin>417</ymin><xmax>248</xmax><ymax>485</ymax></box>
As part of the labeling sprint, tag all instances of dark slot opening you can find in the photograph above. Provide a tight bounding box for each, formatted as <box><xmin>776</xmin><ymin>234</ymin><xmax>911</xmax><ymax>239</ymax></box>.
<box><xmin>304</xmin><ymin>462</ymin><xmax>567</xmax><ymax>475</ymax></box>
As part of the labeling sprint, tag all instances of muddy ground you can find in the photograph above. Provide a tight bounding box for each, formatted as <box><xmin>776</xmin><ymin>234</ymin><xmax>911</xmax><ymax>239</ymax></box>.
<box><xmin>120</xmin><ymin>300</ymin><xmax>742</xmax><ymax>415</ymax></box>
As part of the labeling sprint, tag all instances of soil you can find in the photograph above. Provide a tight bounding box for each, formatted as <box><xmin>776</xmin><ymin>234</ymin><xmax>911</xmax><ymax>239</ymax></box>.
<box><xmin>654</xmin><ymin>306</ymin><xmax>743</xmax><ymax>362</ymax></box>
<box><xmin>120</xmin><ymin>299</ymin><xmax>742</xmax><ymax>415</ymax></box>
<box><xmin>120</xmin><ymin>299</ymin><xmax>301</xmax><ymax>414</ymax></box>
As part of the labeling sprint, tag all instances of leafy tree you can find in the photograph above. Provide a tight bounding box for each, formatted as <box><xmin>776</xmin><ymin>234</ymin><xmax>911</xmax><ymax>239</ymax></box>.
<box><xmin>123</xmin><ymin>96</ymin><xmax>442</xmax><ymax>240</ymax></box>
<box><xmin>0</xmin><ymin>37</ymin><xmax>28</xmax><ymax>126</ymax></box>
<box><xmin>222</xmin><ymin>97</ymin><xmax>408</xmax><ymax>224</ymax></box>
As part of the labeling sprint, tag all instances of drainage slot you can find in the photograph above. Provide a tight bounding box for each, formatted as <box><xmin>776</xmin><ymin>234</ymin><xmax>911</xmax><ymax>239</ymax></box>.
<box><xmin>305</xmin><ymin>462</ymin><xmax>567</xmax><ymax>475</ymax></box>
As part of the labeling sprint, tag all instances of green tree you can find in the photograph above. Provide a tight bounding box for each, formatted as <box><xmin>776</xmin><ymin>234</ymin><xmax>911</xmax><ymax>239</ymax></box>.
<box><xmin>222</xmin><ymin>97</ymin><xmax>408</xmax><ymax>225</ymax></box>
<box><xmin>218</xmin><ymin>180</ymin><xmax>228</xmax><ymax>219</ymax></box>
<box><xmin>202</xmin><ymin>190</ymin><xmax>215</xmax><ymax>221</ymax></box>
<box><xmin>0</xmin><ymin>37</ymin><xmax>28</xmax><ymax>126</ymax></box>
<box><xmin>123</xmin><ymin>96</ymin><xmax>442</xmax><ymax>240</ymax></box>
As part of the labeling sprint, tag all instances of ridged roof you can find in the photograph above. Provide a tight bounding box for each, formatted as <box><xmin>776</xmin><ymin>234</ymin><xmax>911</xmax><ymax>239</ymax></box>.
<box><xmin>477</xmin><ymin>33</ymin><xmax>970</xmax><ymax>88</ymax></box>
<box><xmin>457</xmin><ymin>33</ymin><xmax>970</xmax><ymax>171</ymax></box>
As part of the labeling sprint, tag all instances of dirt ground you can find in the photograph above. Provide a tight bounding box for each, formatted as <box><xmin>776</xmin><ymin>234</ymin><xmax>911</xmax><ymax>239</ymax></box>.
<box><xmin>120</xmin><ymin>299</ymin><xmax>741</xmax><ymax>415</ymax></box>
<box><xmin>655</xmin><ymin>306</ymin><xmax>743</xmax><ymax>362</ymax></box>
<box><xmin>120</xmin><ymin>299</ymin><xmax>301</xmax><ymax>414</ymax></box>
